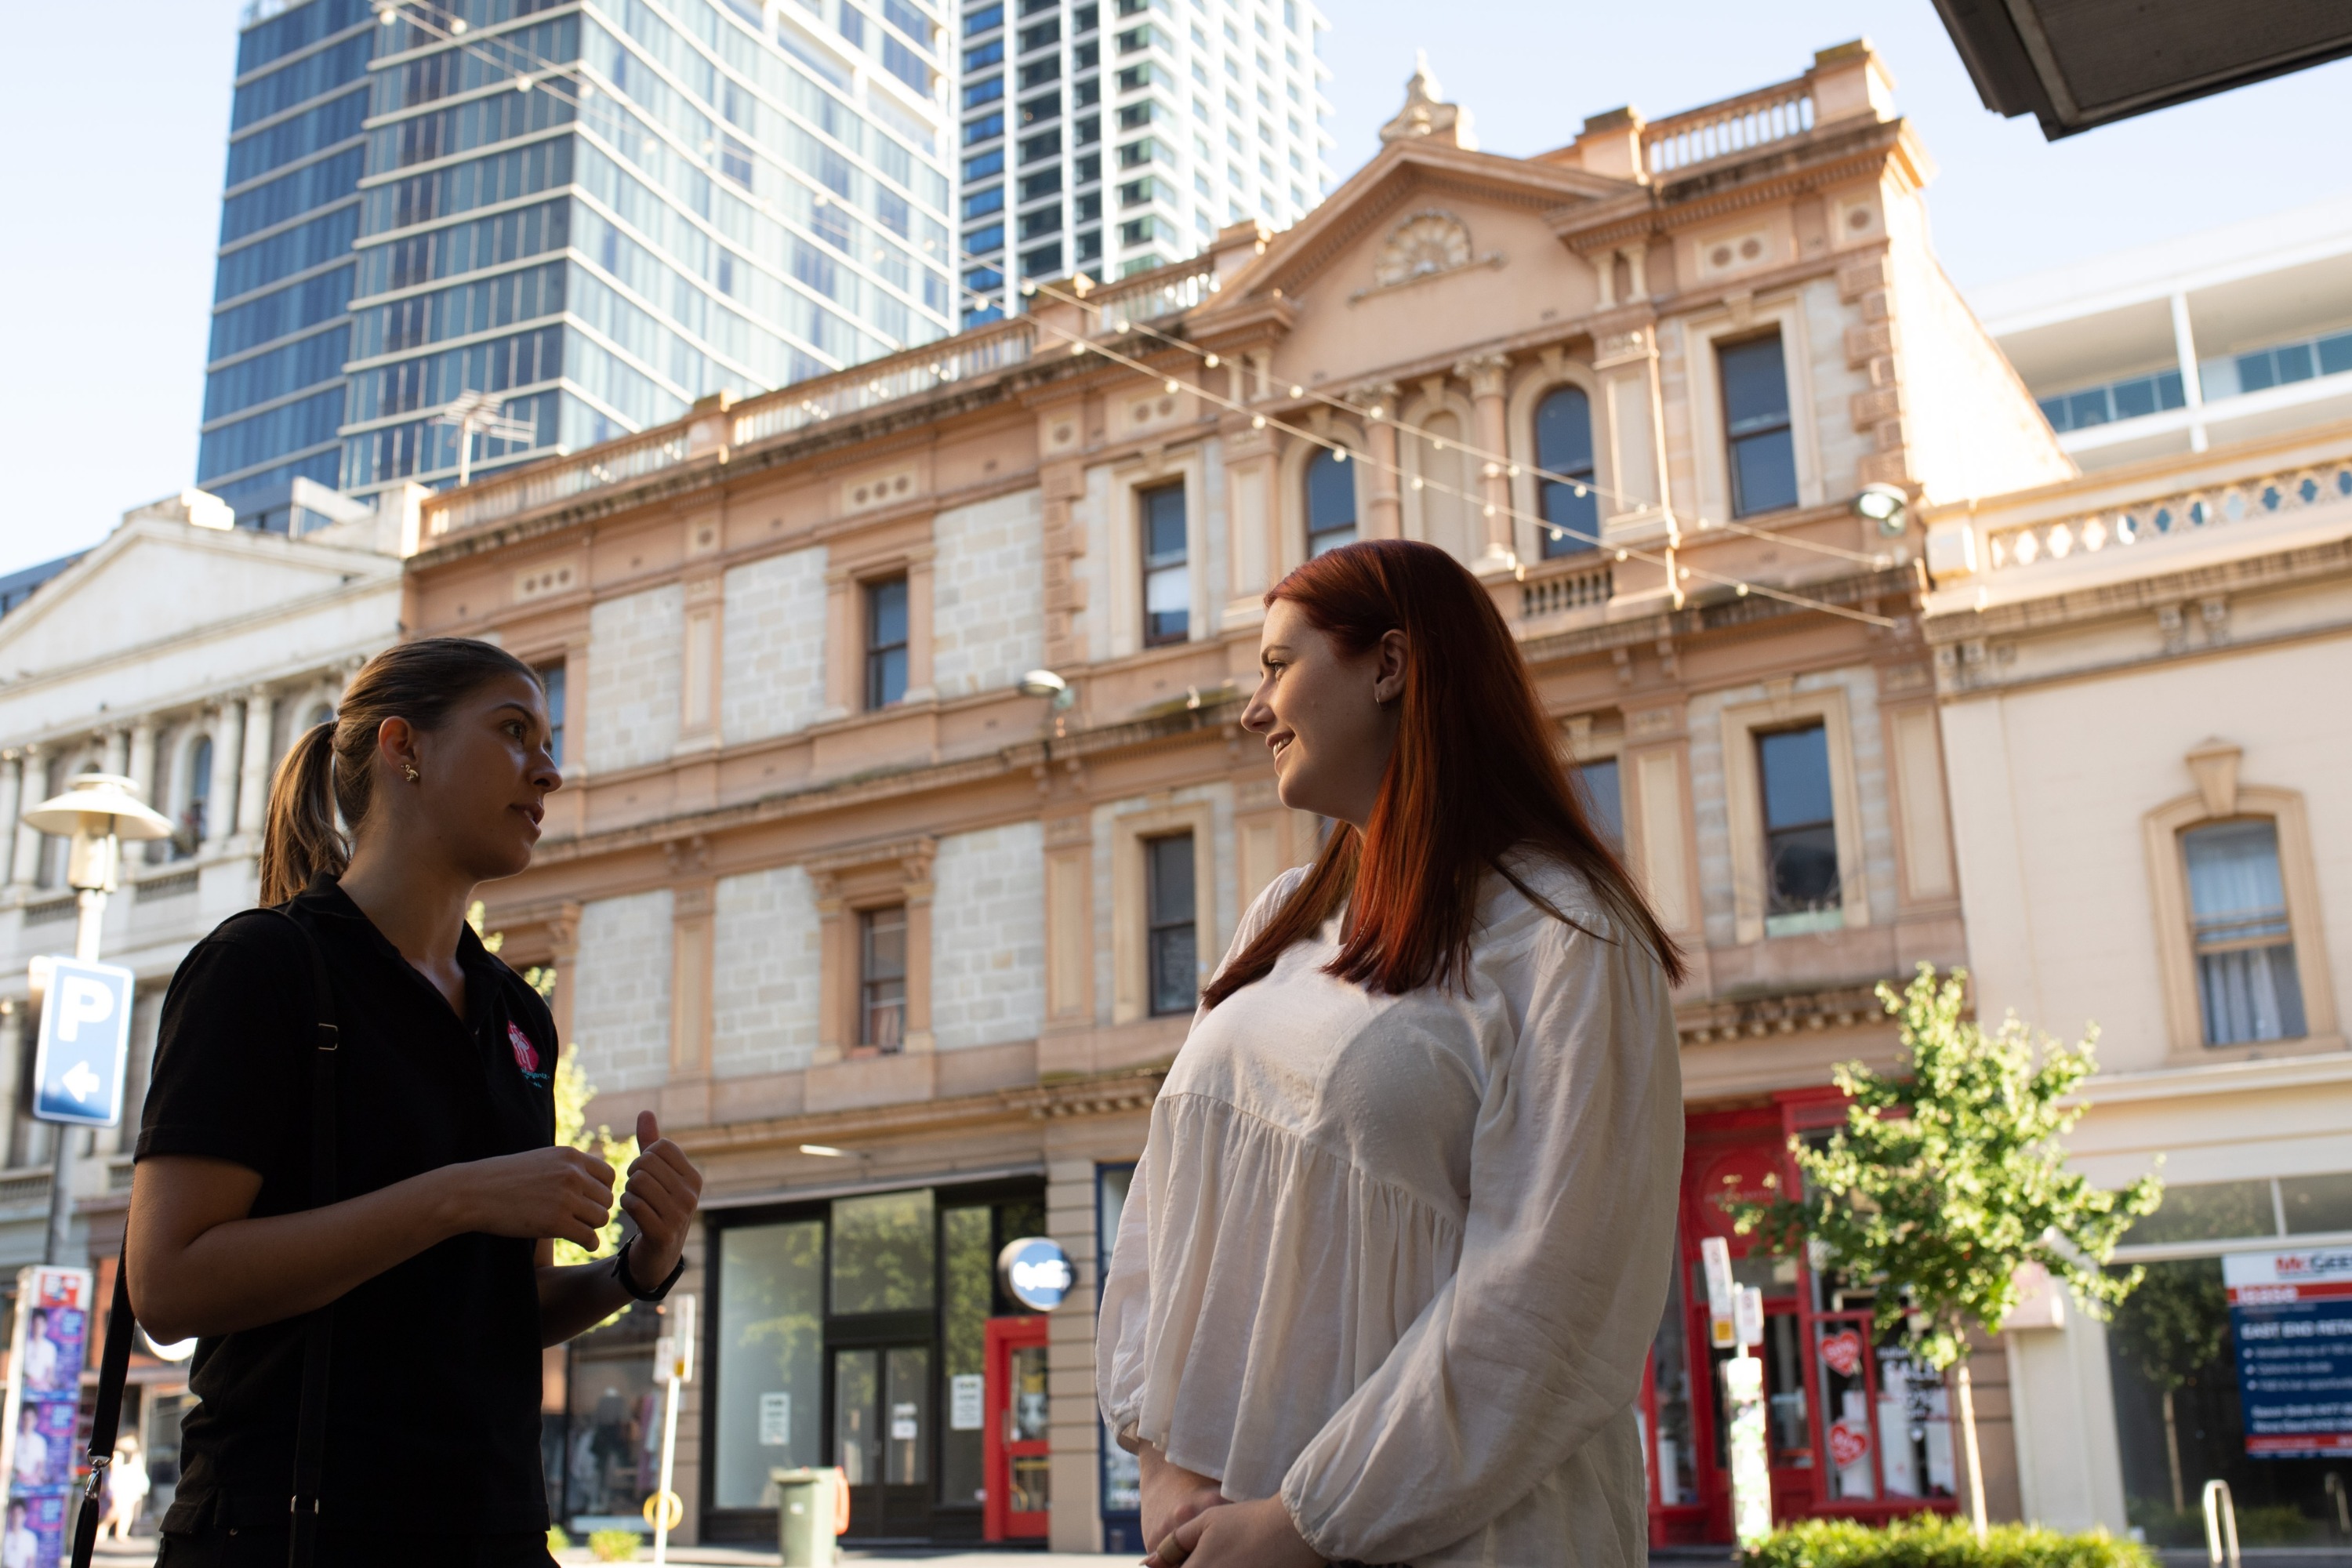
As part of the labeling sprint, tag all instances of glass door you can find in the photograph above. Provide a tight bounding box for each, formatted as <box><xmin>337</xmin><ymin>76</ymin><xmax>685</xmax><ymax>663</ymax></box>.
<box><xmin>833</xmin><ymin>1345</ymin><xmax>931</xmax><ymax>1537</ymax></box>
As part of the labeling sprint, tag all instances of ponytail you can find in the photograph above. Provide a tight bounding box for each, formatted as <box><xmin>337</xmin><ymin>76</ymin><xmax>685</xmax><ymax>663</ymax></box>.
<box><xmin>258</xmin><ymin>723</ymin><xmax>344</xmax><ymax>906</ymax></box>
<box><xmin>256</xmin><ymin>637</ymin><xmax>542</xmax><ymax>907</ymax></box>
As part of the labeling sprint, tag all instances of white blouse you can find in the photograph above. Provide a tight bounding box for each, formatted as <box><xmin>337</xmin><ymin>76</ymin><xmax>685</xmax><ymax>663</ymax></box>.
<box><xmin>1098</xmin><ymin>855</ymin><xmax>1683</xmax><ymax>1567</ymax></box>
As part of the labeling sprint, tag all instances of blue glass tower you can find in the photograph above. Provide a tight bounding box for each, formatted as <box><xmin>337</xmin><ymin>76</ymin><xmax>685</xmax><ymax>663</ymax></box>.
<box><xmin>198</xmin><ymin>0</ymin><xmax>376</xmax><ymax>525</ymax></box>
<box><xmin>199</xmin><ymin>0</ymin><xmax>957</xmax><ymax>523</ymax></box>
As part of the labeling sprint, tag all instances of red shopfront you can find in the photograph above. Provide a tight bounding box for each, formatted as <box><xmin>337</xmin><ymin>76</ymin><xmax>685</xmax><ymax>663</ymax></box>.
<box><xmin>1645</xmin><ymin>1094</ymin><xmax>1962</xmax><ymax>1545</ymax></box>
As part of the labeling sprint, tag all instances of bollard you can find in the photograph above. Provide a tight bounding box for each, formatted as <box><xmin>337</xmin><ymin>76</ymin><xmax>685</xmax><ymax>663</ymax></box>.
<box><xmin>2201</xmin><ymin>1478</ymin><xmax>2240</xmax><ymax>1568</ymax></box>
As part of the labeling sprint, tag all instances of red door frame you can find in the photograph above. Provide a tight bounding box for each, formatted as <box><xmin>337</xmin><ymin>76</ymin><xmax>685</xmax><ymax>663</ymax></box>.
<box><xmin>982</xmin><ymin>1315</ymin><xmax>1051</xmax><ymax>1541</ymax></box>
<box><xmin>1647</xmin><ymin>1092</ymin><xmax>1960</xmax><ymax>1545</ymax></box>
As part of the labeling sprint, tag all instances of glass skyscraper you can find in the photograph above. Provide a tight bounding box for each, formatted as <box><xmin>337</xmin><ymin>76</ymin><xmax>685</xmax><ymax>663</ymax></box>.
<box><xmin>954</xmin><ymin>0</ymin><xmax>1330</xmax><ymax>324</ymax></box>
<box><xmin>200</xmin><ymin>0</ymin><xmax>957</xmax><ymax>523</ymax></box>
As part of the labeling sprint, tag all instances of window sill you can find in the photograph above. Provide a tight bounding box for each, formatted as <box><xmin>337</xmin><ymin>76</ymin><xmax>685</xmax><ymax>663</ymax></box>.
<box><xmin>2163</xmin><ymin>1033</ymin><xmax>2348</xmax><ymax>1071</ymax></box>
<box><xmin>1764</xmin><ymin>908</ymin><xmax>1845</xmax><ymax>939</ymax></box>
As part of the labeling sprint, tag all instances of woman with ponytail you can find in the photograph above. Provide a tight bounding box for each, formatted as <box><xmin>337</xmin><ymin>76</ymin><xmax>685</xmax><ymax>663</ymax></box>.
<box><xmin>129</xmin><ymin>638</ymin><xmax>703</xmax><ymax>1567</ymax></box>
<box><xmin>1098</xmin><ymin>540</ymin><xmax>1686</xmax><ymax>1568</ymax></box>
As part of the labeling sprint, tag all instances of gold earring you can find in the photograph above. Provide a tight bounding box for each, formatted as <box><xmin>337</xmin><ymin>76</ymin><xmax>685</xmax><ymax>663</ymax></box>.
<box><xmin>403</xmin><ymin>764</ymin><xmax>420</xmax><ymax>782</ymax></box>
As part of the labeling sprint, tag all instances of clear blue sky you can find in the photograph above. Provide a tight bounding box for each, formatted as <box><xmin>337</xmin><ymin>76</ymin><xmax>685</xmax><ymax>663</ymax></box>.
<box><xmin>4</xmin><ymin>1</ymin><xmax>2348</xmax><ymax>579</ymax></box>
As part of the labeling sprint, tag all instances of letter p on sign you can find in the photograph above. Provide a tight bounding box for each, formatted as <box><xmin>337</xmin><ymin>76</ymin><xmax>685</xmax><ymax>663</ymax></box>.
<box><xmin>56</xmin><ymin>976</ymin><xmax>114</xmax><ymax>1041</ymax></box>
<box><xmin>31</xmin><ymin>956</ymin><xmax>135</xmax><ymax>1128</ymax></box>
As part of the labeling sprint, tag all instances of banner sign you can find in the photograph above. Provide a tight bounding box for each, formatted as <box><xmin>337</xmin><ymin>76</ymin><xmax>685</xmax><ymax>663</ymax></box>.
<box><xmin>0</xmin><ymin>1266</ymin><xmax>94</xmax><ymax>1568</ymax></box>
<box><xmin>2223</xmin><ymin>1247</ymin><xmax>2352</xmax><ymax>1457</ymax></box>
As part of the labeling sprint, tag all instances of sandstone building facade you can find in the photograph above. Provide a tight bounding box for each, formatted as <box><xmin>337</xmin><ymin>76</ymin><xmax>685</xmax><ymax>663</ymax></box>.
<box><xmin>408</xmin><ymin>44</ymin><xmax>2069</xmax><ymax>1548</ymax></box>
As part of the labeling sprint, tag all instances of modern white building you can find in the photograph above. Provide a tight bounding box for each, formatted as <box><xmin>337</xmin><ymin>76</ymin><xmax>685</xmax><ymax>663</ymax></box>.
<box><xmin>953</xmin><ymin>0</ymin><xmax>1332</xmax><ymax>321</ymax></box>
<box><xmin>1973</xmin><ymin>194</ymin><xmax>2352</xmax><ymax>471</ymax></box>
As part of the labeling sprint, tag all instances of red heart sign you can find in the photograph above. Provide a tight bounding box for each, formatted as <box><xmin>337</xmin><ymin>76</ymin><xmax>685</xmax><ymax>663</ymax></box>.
<box><xmin>1819</xmin><ymin>1328</ymin><xmax>1864</xmax><ymax>1378</ymax></box>
<box><xmin>1828</xmin><ymin>1419</ymin><xmax>1871</xmax><ymax>1468</ymax></box>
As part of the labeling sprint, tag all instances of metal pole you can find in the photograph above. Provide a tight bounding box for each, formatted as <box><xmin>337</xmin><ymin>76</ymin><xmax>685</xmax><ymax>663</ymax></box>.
<box><xmin>652</xmin><ymin>1369</ymin><xmax>682</xmax><ymax>1565</ymax></box>
<box><xmin>42</xmin><ymin>887</ymin><xmax>106</xmax><ymax>1265</ymax></box>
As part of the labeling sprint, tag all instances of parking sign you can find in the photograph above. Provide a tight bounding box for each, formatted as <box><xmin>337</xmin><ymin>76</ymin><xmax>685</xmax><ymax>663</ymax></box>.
<box><xmin>31</xmin><ymin>957</ymin><xmax>134</xmax><ymax>1127</ymax></box>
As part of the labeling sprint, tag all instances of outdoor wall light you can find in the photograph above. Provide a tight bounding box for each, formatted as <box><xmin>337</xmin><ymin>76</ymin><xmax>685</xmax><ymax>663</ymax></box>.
<box><xmin>1018</xmin><ymin>669</ymin><xmax>1078</xmax><ymax>711</ymax></box>
<box><xmin>1853</xmin><ymin>483</ymin><xmax>1911</xmax><ymax>536</ymax></box>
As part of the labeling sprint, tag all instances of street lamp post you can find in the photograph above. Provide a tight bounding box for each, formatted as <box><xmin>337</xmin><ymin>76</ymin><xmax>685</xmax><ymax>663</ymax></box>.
<box><xmin>21</xmin><ymin>774</ymin><xmax>172</xmax><ymax>1265</ymax></box>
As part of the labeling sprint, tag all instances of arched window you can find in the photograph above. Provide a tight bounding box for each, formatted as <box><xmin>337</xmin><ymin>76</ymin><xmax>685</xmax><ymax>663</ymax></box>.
<box><xmin>180</xmin><ymin>736</ymin><xmax>213</xmax><ymax>858</ymax></box>
<box><xmin>1305</xmin><ymin>448</ymin><xmax>1356</xmax><ymax>557</ymax></box>
<box><xmin>1536</xmin><ymin>387</ymin><xmax>1599</xmax><ymax>559</ymax></box>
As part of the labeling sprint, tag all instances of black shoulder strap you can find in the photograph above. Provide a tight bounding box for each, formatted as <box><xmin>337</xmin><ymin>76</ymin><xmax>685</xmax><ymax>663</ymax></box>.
<box><xmin>71</xmin><ymin>903</ymin><xmax>339</xmax><ymax>1568</ymax></box>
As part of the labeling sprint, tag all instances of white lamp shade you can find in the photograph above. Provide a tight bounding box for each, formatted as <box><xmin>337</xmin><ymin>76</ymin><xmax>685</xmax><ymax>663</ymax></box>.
<box><xmin>23</xmin><ymin>773</ymin><xmax>176</xmax><ymax>841</ymax></box>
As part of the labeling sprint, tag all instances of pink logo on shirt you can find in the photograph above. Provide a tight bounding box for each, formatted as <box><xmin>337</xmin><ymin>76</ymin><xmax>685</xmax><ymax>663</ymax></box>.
<box><xmin>507</xmin><ymin>1022</ymin><xmax>541</xmax><ymax>1075</ymax></box>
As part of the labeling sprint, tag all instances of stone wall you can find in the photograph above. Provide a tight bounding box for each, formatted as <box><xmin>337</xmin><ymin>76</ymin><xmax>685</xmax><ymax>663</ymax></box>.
<box><xmin>931</xmin><ymin>821</ymin><xmax>1046</xmax><ymax>1050</ymax></box>
<box><xmin>720</xmin><ymin>546</ymin><xmax>828</xmax><ymax>742</ymax></box>
<box><xmin>710</xmin><ymin>863</ymin><xmax>824</xmax><ymax>1077</ymax></box>
<box><xmin>571</xmin><ymin>888</ymin><xmax>673</xmax><ymax>1092</ymax></box>
<box><xmin>931</xmin><ymin>491</ymin><xmax>1045</xmax><ymax>701</ymax></box>
<box><xmin>585</xmin><ymin>583</ymin><xmax>684</xmax><ymax>773</ymax></box>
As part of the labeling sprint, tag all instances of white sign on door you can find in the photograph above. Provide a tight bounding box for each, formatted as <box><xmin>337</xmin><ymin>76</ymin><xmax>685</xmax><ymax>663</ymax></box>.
<box><xmin>758</xmin><ymin>1391</ymin><xmax>792</xmax><ymax>1446</ymax></box>
<box><xmin>890</xmin><ymin>1401</ymin><xmax>920</xmax><ymax>1441</ymax></box>
<box><xmin>949</xmin><ymin>1373</ymin><xmax>985</xmax><ymax>1431</ymax></box>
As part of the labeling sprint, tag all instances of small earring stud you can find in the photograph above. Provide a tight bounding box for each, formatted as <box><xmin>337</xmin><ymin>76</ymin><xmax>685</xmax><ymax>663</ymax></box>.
<box><xmin>403</xmin><ymin>764</ymin><xmax>420</xmax><ymax>782</ymax></box>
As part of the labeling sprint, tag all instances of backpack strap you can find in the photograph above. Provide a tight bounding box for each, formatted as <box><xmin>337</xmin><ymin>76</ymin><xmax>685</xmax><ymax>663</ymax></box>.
<box><xmin>262</xmin><ymin>906</ymin><xmax>339</xmax><ymax>1568</ymax></box>
<box><xmin>70</xmin><ymin>904</ymin><xmax>339</xmax><ymax>1568</ymax></box>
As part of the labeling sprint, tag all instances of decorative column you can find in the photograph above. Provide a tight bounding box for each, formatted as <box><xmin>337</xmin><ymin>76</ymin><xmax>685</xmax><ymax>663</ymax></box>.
<box><xmin>205</xmin><ymin>704</ymin><xmax>241</xmax><ymax>851</ymax></box>
<box><xmin>0</xmin><ymin>1001</ymin><xmax>20</xmax><ymax>1167</ymax></box>
<box><xmin>12</xmin><ymin>745</ymin><xmax>43</xmax><ymax>892</ymax></box>
<box><xmin>902</xmin><ymin>544</ymin><xmax>938</xmax><ymax>705</ymax></box>
<box><xmin>1359</xmin><ymin>382</ymin><xmax>1403</xmax><ymax>539</ymax></box>
<box><xmin>101</xmin><ymin>727</ymin><xmax>129</xmax><ymax>778</ymax></box>
<box><xmin>234</xmin><ymin>688</ymin><xmax>274</xmax><ymax>840</ymax></box>
<box><xmin>126</xmin><ymin>720</ymin><xmax>160</xmax><ymax>865</ymax></box>
<box><xmin>818</xmin><ymin>567</ymin><xmax>857</xmax><ymax>723</ymax></box>
<box><xmin>0</xmin><ymin>752</ymin><xmax>21</xmax><ymax>892</ymax></box>
<box><xmin>1457</xmin><ymin>354</ymin><xmax>1515</xmax><ymax>571</ymax></box>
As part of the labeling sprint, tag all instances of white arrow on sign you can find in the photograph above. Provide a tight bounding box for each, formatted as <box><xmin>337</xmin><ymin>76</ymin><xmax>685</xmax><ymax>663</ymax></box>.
<box><xmin>60</xmin><ymin>1060</ymin><xmax>100</xmax><ymax>1105</ymax></box>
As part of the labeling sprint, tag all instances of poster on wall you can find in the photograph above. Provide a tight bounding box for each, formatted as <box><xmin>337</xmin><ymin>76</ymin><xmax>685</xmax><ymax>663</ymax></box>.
<box><xmin>0</xmin><ymin>1266</ymin><xmax>94</xmax><ymax>1568</ymax></box>
<box><xmin>2223</xmin><ymin>1247</ymin><xmax>2352</xmax><ymax>1457</ymax></box>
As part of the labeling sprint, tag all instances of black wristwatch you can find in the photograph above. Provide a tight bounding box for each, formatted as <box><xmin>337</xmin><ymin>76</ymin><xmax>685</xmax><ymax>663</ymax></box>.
<box><xmin>613</xmin><ymin>1236</ymin><xmax>685</xmax><ymax>1302</ymax></box>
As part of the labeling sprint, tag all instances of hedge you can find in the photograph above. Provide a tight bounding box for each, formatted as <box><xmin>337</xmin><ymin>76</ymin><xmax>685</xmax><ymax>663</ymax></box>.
<box><xmin>1740</xmin><ymin>1515</ymin><xmax>2156</xmax><ymax>1568</ymax></box>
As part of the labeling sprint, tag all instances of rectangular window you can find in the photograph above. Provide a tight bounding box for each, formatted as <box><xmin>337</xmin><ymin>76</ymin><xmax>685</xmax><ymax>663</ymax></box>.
<box><xmin>1020</xmin><ymin>169</ymin><xmax>1063</xmax><ymax>201</ymax></box>
<box><xmin>964</xmin><ymin>111</ymin><xmax>1004</xmax><ymax>145</ymax></box>
<box><xmin>858</xmin><ymin>904</ymin><xmax>909</xmax><ymax>1051</ymax></box>
<box><xmin>1145</xmin><ymin>833</ymin><xmax>1197</xmax><ymax>1015</ymax></box>
<box><xmin>964</xmin><ymin>1</ymin><xmax>1002</xmax><ymax>33</ymax></box>
<box><xmin>963</xmin><ymin>74</ymin><xmax>1004</xmax><ymax>107</ymax></box>
<box><xmin>964</xmin><ymin>222</ymin><xmax>1005</xmax><ymax>255</ymax></box>
<box><xmin>1719</xmin><ymin>332</ymin><xmax>1799</xmax><ymax>517</ymax></box>
<box><xmin>1758</xmin><ymin>724</ymin><xmax>1839</xmax><ymax>935</ymax></box>
<box><xmin>2183</xmin><ymin>819</ymin><xmax>2307</xmax><ymax>1045</ymax></box>
<box><xmin>713</xmin><ymin>1219</ymin><xmax>825</xmax><ymax>1506</ymax></box>
<box><xmin>838</xmin><ymin>4</ymin><xmax>867</xmax><ymax>45</ymax></box>
<box><xmin>1573</xmin><ymin>757</ymin><xmax>1622</xmax><ymax>852</ymax></box>
<box><xmin>535</xmin><ymin>660</ymin><xmax>566</xmax><ymax>768</ymax></box>
<box><xmin>963</xmin><ymin>147</ymin><xmax>1004</xmax><ymax>180</ymax></box>
<box><xmin>830</xmin><ymin>1189</ymin><xmax>932</xmax><ymax>1312</ymax></box>
<box><xmin>866</xmin><ymin>576</ymin><xmax>909</xmax><ymax>708</ymax></box>
<box><xmin>1138</xmin><ymin>481</ymin><xmax>1188</xmax><ymax>645</ymax></box>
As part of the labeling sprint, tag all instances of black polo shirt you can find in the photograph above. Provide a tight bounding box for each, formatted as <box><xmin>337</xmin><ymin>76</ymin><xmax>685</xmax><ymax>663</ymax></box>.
<box><xmin>136</xmin><ymin>873</ymin><xmax>557</xmax><ymax>1534</ymax></box>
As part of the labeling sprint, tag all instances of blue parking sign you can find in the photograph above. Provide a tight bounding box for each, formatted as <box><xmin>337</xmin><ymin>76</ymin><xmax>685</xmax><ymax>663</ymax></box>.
<box><xmin>31</xmin><ymin>957</ymin><xmax>134</xmax><ymax>1127</ymax></box>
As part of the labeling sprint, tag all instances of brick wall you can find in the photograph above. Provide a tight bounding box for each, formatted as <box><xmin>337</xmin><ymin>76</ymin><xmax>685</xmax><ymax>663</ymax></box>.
<box><xmin>931</xmin><ymin>489</ymin><xmax>1045</xmax><ymax>700</ymax></box>
<box><xmin>710</xmin><ymin>863</ymin><xmax>823</xmax><ymax>1076</ymax></box>
<box><xmin>585</xmin><ymin>583</ymin><xmax>684</xmax><ymax>773</ymax></box>
<box><xmin>720</xmin><ymin>545</ymin><xmax>828</xmax><ymax>742</ymax></box>
<box><xmin>931</xmin><ymin>821</ymin><xmax>1046</xmax><ymax>1051</ymax></box>
<box><xmin>571</xmin><ymin>888</ymin><xmax>673</xmax><ymax>1092</ymax></box>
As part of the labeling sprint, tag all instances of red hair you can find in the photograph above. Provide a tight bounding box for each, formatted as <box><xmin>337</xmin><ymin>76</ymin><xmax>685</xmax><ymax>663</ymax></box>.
<box><xmin>1203</xmin><ymin>539</ymin><xmax>1684</xmax><ymax>1007</ymax></box>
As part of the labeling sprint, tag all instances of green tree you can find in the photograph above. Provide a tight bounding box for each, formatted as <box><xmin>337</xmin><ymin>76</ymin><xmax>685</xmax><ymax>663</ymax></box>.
<box><xmin>1735</xmin><ymin>966</ymin><xmax>2162</xmax><ymax>1539</ymax></box>
<box><xmin>2106</xmin><ymin>1261</ymin><xmax>2228</xmax><ymax>1512</ymax></box>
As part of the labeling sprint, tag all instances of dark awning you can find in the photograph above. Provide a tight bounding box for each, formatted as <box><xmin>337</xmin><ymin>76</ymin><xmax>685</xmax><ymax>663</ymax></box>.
<box><xmin>1930</xmin><ymin>0</ymin><xmax>2352</xmax><ymax>138</ymax></box>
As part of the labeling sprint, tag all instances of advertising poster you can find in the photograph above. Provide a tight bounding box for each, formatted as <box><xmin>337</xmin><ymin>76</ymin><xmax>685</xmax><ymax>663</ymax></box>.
<box><xmin>0</xmin><ymin>1266</ymin><xmax>94</xmax><ymax>1568</ymax></box>
<box><xmin>2223</xmin><ymin>1247</ymin><xmax>2352</xmax><ymax>1457</ymax></box>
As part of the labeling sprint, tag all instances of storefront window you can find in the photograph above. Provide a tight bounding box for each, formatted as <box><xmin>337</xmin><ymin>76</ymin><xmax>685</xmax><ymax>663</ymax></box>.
<box><xmin>833</xmin><ymin>1190</ymin><xmax>936</xmax><ymax>1314</ymax></box>
<box><xmin>561</xmin><ymin>1306</ymin><xmax>662</xmax><ymax>1530</ymax></box>
<box><xmin>940</xmin><ymin>1206</ymin><xmax>993</xmax><ymax>1505</ymax></box>
<box><xmin>1648</xmin><ymin>1252</ymin><xmax>1697</xmax><ymax>1507</ymax></box>
<box><xmin>713</xmin><ymin>1220</ymin><xmax>825</xmax><ymax>1508</ymax></box>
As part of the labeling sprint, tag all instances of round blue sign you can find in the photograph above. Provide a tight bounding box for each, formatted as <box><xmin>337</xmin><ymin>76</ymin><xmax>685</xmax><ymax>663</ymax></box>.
<box><xmin>996</xmin><ymin>1236</ymin><xmax>1074</xmax><ymax>1312</ymax></box>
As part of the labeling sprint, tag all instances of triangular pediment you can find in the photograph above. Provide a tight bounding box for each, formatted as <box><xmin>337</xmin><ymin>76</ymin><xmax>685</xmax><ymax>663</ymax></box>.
<box><xmin>1188</xmin><ymin>140</ymin><xmax>1641</xmax><ymax>390</ymax></box>
<box><xmin>0</xmin><ymin>519</ymin><xmax>400</xmax><ymax>680</ymax></box>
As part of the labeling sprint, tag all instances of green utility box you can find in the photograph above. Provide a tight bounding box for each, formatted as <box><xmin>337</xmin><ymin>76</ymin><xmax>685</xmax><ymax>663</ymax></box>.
<box><xmin>772</xmin><ymin>1467</ymin><xmax>844</xmax><ymax>1567</ymax></box>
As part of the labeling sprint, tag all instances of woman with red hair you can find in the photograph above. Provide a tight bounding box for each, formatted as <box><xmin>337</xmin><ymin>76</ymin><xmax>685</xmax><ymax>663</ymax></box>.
<box><xmin>1098</xmin><ymin>539</ymin><xmax>1685</xmax><ymax>1567</ymax></box>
